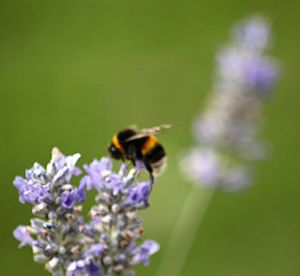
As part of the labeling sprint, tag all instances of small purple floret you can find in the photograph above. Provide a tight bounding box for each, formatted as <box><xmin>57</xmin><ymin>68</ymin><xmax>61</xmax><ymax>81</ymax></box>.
<box><xmin>67</xmin><ymin>260</ymin><xmax>100</xmax><ymax>276</ymax></box>
<box><xmin>125</xmin><ymin>182</ymin><xmax>151</xmax><ymax>206</ymax></box>
<box><xmin>13</xmin><ymin>226</ymin><xmax>34</xmax><ymax>248</ymax></box>
<box><xmin>84</xmin><ymin>243</ymin><xmax>103</xmax><ymax>258</ymax></box>
<box><xmin>13</xmin><ymin>176</ymin><xmax>51</xmax><ymax>205</ymax></box>
<box><xmin>132</xmin><ymin>240</ymin><xmax>160</xmax><ymax>265</ymax></box>
<box><xmin>61</xmin><ymin>182</ymin><xmax>86</xmax><ymax>209</ymax></box>
<box><xmin>105</xmin><ymin>174</ymin><xmax>125</xmax><ymax>196</ymax></box>
<box><xmin>83</xmin><ymin>158</ymin><xmax>112</xmax><ymax>191</ymax></box>
<box><xmin>86</xmin><ymin>261</ymin><xmax>101</xmax><ymax>276</ymax></box>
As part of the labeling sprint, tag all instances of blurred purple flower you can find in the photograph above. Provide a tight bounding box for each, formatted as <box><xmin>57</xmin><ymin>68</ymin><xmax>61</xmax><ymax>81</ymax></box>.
<box><xmin>242</xmin><ymin>56</ymin><xmax>279</xmax><ymax>91</ymax></box>
<box><xmin>233</xmin><ymin>16</ymin><xmax>271</xmax><ymax>50</ymax></box>
<box><xmin>217</xmin><ymin>48</ymin><xmax>279</xmax><ymax>92</ymax></box>
<box><xmin>181</xmin><ymin>15</ymin><xmax>280</xmax><ymax>191</ymax></box>
<box><xmin>180</xmin><ymin>149</ymin><xmax>220</xmax><ymax>187</ymax></box>
<box><xmin>223</xmin><ymin>167</ymin><xmax>250</xmax><ymax>191</ymax></box>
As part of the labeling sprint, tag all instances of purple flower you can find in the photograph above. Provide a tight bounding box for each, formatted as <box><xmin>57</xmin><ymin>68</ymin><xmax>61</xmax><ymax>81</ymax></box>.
<box><xmin>135</xmin><ymin>160</ymin><xmax>146</xmax><ymax>171</ymax></box>
<box><xmin>14</xmin><ymin>151</ymin><xmax>161</xmax><ymax>275</ymax></box>
<box><xmin>132</xmin><ymin>240</ymin><xmax>160</xmax><ymax>265</ymax></box>
<box><xmin>223</xmin><ymin>167</ymin><xmax>250</xmax><ymax>191</ymax></box>
<box><xmin>192</xmin><ymin>117</ymin><xmax>219</xmax><ymax>144</ymax></box>
<box><xmin>83</xmin><ymin>158</ymin><xmax>112</xmax><ymax>191</ymax></box>
<box><xmin>84</xmin><ymin>243</ymin><xmax>103</xmax><ymax>258</ymax></box>
<box><xmin>61</xmin><ymin>190</ymin><xmax>78</xmax><ymax>209</ymax></box>
<box><xmin>125</xmin><ymin>182</ymin><xmax>151</xmax><ymax>206</ymax></box>
<box><xmin>49</xmin><ymin>149</ymin><xmax>81</xmax><ymax>179</ymax></box>
<box><xmin>61</xmin><ymin>182</ymin><xmax>86</xmax><ymax>209</ymax></box>
<box><xmin>64</xmin><ymin>153</ymin><xmax>82</xmax><ymax>178</ymax></box>
<box><xmin>78</xmin><ymin>181</ymin><xmax>86</xmax><ymax>201</ymax></box>
<box><xmin>67</xmin><ymin>260</ymin><xmax>86</xmax><ymax>276</ymax></box>
<box><xmin>180</xmin><ymin>149</ymin><xmax>221</xmax><ymax>186</ymax></box>
<box><xmin>82</xmin><ymin>161</ymin><xmax>160</xmax><ymax>274</ymax></box>
<box><xmin>181</xmin><ymin>16</ymin><xmax>280</xmax><ymax>192</ymax></box>
<box><xmin>13</xmin><ymin>148</ymin><xmax>87</xmax><ymax>275</ymax></box>
<box><xmin>181</xmin><ymin>148</ymin><xmax>252</xmax><ymax>190</ymax></box>
<box><xmin>25</xmin><ymin>163</ymin><xmax>47</xmax><ymax>181</ymax></box>
<box><xmin>50</xmin><ymin>153</ymin><xmax>81</xmax><ymax>185</ymax></box>
<box><xmin>13</xmin><ymin>176</ymin><xmax>51</xmax><ymax>205</ymax></box>
<box><xmin>217</xmin><ymin>48</ymin><xmax>279</xmax><ymax>92</ymax></box>
<box><xmin>14</xmin><ymin>150</ymin><xmax>83</xmax><ymax>205</ymax></box>
<box><xmin>241</xmin><ymin>55</ymin><xmax>279</xmax><ymax>92</ymax></box>
<box><xmin>215</xmin><ymin>17</ymin><xmax>280</xmax><ymax>94</ymax></box>
<box><xmin>67</xmin><ymin>260</ymin><xmax>100</xmax><ymax>276</ymax></box>
<box><xmin>13</xmin><ymin>226</ymin><xmax>35</xmax><ymax>248</ymax></box>
<box><xmin>233</xmin><ymin>16</ymin><xmax>270</xmax><ymax>50</ymax></box>
<box><xmin>105</xmin><ymin>174</ymin><xmax>125</xmax><ymax>196</ymax></box>
<box><xmin>86</xmin><ymin>261</ymin><xmax>101</xmax><ymax>276</ymax></box>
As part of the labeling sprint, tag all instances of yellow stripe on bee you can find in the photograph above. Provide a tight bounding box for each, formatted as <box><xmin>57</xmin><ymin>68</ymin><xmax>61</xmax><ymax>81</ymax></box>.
<box><xmin>142</xmin><ymin>136</ymin><xmax>158</xmax><ymax>155</ymax></box>
<box><xmin>112</xmin><ymin>135</ymin><xmax>125</xmax><ymax>155</ymax></box>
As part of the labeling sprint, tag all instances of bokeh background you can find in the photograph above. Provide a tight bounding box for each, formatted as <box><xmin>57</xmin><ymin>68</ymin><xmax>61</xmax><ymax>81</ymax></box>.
<box><xmin>1</xmin><ymin>0</ymin><xmax>299</xmax><ymax>275</ymax></box>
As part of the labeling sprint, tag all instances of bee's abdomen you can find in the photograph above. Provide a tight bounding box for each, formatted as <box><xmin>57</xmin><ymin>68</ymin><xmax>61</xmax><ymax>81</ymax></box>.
<box><xmin>144</xmin><ymin>143</ymin><xmax>165</xmax><ymax>162</ymax></box>
<box><xmin>144</xmin><ymin>143</ymin><xmax>167</xmax><ymax>177</ymax></box>
<box><xmin>141</xmin><ymin>136</ymin><xmax>159</xmax><ymax>155</ymax></box>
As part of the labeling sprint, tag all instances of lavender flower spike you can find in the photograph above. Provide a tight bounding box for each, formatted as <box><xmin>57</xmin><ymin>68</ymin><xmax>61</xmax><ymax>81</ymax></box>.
<box><xmin>76</xmin><ymin>158</ymin><xmax>160</xmax><ymax>275</ymax></box>
<box><xmin>14</xmin><ymin>150</ymin><xmax>162</xmax><ymax>275</ymax></box>
<box><xmin>13</xmin><ymin>148</ymin><xmax>87</xmax><ymax>275</ymax></box>
<box><xmin>181</xmin><ymin>15</ymin><xmax>280</xmax><ymax>191</ymax></box>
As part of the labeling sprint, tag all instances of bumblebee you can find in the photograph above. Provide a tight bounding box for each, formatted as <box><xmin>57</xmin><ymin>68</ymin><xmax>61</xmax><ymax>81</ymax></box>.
<box><xmin>108</xmin><ymin>125</ymin><xmax>170</xmax><ymax>183</ymax></box>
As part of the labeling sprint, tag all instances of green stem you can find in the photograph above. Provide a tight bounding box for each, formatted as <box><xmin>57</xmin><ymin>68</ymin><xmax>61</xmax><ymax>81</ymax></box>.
<box><xmin>155</xmin><ymin>185</ymin><xmax>215</xmax><ymax>276</ymax></box>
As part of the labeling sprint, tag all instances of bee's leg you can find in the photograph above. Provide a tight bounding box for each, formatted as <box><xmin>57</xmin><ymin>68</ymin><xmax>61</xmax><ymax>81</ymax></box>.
<box><xmin>130</xmin><ymin>159</ymin><xmax>136</xmax><ymax>169</ymax></box>
<box><xmin>149</xmin><ymin>173</ymin><xmax>155</xmax><ymax>186</ymax></box>
<box><xmin>143</xmin><ymin>159</ymin><xmax>155</xmax><ymax>185</ymax></box>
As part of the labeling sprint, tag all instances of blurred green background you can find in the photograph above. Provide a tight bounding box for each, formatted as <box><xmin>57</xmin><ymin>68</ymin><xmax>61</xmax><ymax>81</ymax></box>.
<box><xmin>1</xmin><ymin>0</ymin><xmax>299</xmax><ymax>275</ymax></box>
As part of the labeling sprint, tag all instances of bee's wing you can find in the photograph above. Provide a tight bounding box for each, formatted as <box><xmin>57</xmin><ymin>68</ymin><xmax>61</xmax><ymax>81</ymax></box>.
<box><xmin>124</xmin><ymin>124</ymin><xmax>171</xmax><ymax>142</ymax></box>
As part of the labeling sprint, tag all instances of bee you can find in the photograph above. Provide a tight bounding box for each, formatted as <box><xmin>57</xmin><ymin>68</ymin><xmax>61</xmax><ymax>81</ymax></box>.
<box><xmin>108</xmin><ymin>125</ymin><xmax>170</xmax><ymax>184</ymax></box>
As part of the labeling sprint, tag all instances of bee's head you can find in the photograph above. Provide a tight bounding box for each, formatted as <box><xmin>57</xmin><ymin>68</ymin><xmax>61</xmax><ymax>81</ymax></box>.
<box><xmin>108</xmin><ymin>143</ymin><xmax>123</xmax><ymax>160</ymax></box>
